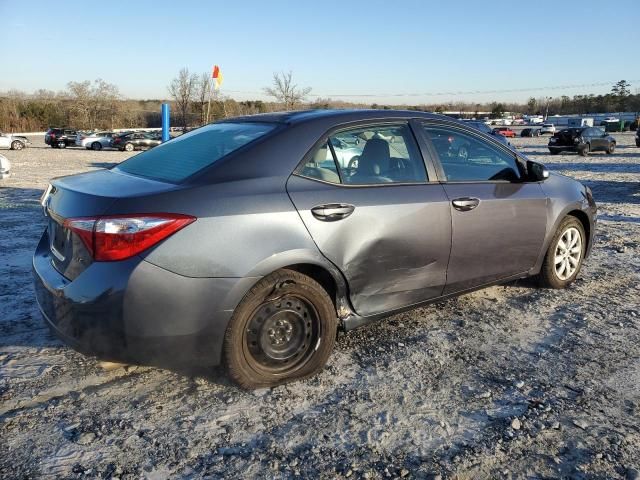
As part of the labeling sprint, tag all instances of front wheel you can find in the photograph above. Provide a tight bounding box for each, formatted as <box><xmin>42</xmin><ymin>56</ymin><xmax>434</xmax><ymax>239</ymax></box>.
<box><xmin>223</xmin><ymin>270</ymin><xmax>337</xmax><ymax>389</ymax></box>
<box><xmin>538</xmin><ymin>216</ymin><xmax>585</xmax><ymax>289</ymax></box>
<box><xmin>91</xmin><ymin>142</ymin><xmax>102</xmax><ymax>151</ymax></box>
<box><xmin>607</xmin><ymin>142</ymin><xmax>615</xmax><ymax>154</ymax></box>
<box><xmin>579</xmin><ymin>143</ymin><xmax>590</xmax><ymax>157</ymax></box>
<box><xmin>57</xmin><ymin>141</ymin><xmax>66</xmax><ymax>149</ymax></box>
<box><xmin>124</xmin><ymin>143</ymin><xmax>134</xmax><ymax>152</ymax></box>
<box><xmin>11</xmin><ymin>141</ymin><xmax>24</xmax><ymax>150</ymax></box>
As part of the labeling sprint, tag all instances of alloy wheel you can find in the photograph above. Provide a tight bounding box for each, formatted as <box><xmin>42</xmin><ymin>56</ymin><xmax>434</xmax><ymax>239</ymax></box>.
<box><xmin>554</xmin><ymin>226</ymin><xmax>582</xmax><ymax>280</ymax></box>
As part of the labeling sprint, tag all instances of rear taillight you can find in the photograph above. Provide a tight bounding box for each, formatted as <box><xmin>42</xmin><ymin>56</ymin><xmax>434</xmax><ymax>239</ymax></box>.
<box><xmin>63</xmin><ymin>214</ymin><xmax>196</xmax><ymax>261</ymax></box>
<box><xmin>50</xmin><ymin>133</ymin><xmax>56</xmax><ymax>139</ymax></box>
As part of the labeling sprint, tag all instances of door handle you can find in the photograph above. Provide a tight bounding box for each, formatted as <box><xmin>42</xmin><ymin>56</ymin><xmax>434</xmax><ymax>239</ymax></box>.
<box><xmin>311</xmin><ymin>203</ymin><xmax>355</xmax><ymax>222</ymax></box>
<box><xmin>451</xmin><ymin>197</ymin><xmax>480</xmax><ymax>211</ymax></box>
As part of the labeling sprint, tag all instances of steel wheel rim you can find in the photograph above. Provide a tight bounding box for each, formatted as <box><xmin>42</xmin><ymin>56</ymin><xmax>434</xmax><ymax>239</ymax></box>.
<box><xmin>243</xmin><ymin>294</ymin><xmax>320</xmax><ymax>375</ymax></box>
<box><xmin>554</xmin><ymin>226</ymin><xmax>582</xmax><ymax>280</ymax></box>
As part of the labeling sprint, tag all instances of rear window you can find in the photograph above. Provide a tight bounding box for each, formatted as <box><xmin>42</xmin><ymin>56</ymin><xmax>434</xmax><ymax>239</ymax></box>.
<box><xmin>115</xmin><ymin>122</ymin><xmax>275</xmax><ymax>183</ymax></box>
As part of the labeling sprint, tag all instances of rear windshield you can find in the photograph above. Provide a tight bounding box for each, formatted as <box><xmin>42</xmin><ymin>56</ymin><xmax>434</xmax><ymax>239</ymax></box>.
<box><xmin>115</xmin><ymin>122</ymin><xmax>275</xmax><ymax>183</ymax></box>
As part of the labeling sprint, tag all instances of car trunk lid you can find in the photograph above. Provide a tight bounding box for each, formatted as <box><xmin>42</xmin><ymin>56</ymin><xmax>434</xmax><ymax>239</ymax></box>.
<box><xmin>43</xmin><ymin>169</ymin><xmax>178</xmax><ymax>280</ymax></box>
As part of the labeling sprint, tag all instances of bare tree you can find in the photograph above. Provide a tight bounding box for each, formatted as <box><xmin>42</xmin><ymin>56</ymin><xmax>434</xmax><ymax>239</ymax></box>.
<box><xmin>168</xmin><ymin>68</ymin><xmax>197</xmax><ymax>129</ymax></box>
<box><xmin>67</xmin><ymin>79</ymin><xmax>120</xmax><ymax>129</ymax></box>
<box><xmin>194</xmin><ymin>72</ymin><xmax>211</xmax><ymax>125</ymax></box>
<box><xmin>263</xmin><ymin>71</ymin><xmax>311</xmax><ymax>110</ymax></box>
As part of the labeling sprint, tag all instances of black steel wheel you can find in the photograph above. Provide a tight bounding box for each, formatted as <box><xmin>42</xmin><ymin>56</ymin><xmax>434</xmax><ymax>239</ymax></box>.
<box><xmin>224</xmin><ymin>269</ymin><xmax>337</xmax><ymax>389</ymax></box>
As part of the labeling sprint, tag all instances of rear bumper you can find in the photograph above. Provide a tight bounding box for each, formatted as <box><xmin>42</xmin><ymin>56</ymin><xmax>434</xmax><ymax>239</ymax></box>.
<box><xmin>33</xmin><ymin>231</ymin><xmax>258</xmax><ymax>367</ymax></box>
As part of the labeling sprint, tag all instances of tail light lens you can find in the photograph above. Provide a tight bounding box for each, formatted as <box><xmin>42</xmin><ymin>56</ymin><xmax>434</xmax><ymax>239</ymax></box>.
<box><xmin>63</xmin><ymin>214</ymin><xmax>196</xmax><ymax>261</ymax></box>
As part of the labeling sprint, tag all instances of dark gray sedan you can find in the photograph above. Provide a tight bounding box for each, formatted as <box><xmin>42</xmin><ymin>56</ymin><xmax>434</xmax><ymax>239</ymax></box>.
<box><xmin>33</xmin><ymin>110</ymin><xmax>597</xmax><ymax>389</ymax></box>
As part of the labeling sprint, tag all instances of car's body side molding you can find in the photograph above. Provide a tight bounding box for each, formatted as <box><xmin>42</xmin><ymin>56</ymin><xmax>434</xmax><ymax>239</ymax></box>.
<box><xmin>340</xmin><ymin>270</ymin><xmax>530</xmax><ymax>331</ymax></box>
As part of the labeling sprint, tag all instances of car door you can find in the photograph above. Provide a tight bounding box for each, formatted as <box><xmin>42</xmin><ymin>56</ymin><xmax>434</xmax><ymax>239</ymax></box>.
<box><xmin>419</xmin><ymin>122</ymin><xmax>548</xmax><ymax>294</ymax></box>
<box><xmin>593</xmin><ymin>127</ymin><xmax>608</xmax><ymax>150</ymax></box>
<box><xmin>287</xmin><ymin>122</ymin><xmax>451</xmax><ymax>317</ymax></box>
<box><xmin>0</xmin><ymin>134</ymin><xmax>10</xmax><ymax>149</ymax></box>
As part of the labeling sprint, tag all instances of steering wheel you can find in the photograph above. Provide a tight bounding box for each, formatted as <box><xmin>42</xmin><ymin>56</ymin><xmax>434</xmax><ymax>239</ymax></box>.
<box><xmin>347</xmin><ymin>155</ymin><xmax>359</xmax><ymax>173</ymax></box>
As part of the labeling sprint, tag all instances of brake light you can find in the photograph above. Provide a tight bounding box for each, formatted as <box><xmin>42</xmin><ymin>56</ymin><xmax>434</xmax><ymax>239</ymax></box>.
<box><xmin>63</xmin><ymin>214</ymin><xmax>196</xmax><ymax>261</ymax></box>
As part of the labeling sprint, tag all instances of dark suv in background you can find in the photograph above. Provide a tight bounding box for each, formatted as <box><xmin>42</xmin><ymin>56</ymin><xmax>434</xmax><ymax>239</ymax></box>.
<box><xmin>44</xmin><ymin>128</ymin><xmax>78</xmax><ymax>148</ymax></box>
<box><xmin>548</xmin><ymin>126</ymin><xmax>616</xmax><ymax>156</ymax></box>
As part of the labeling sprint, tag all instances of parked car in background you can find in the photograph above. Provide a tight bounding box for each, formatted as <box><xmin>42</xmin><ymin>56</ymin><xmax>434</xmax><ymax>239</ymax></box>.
<box><xmin>635</xmin><ymin>127</ymin><xmax>640</xmax><ymax>147</ymax></box>
<box><xmin>493</xmin><ymin>127</ymin><xmax>517</xmax><ymax>138</ymax></box>
<box><xmin>45</xmin><ymin>128</ymin><xmax>77</xmax><ymax>148</ymax></box>
<box><xmin>548</xmin><ymin>126</ymin><xmax>616</xmax><ymax>156</ymax></box>
<box><xmin>33</xmin><ymin>110</ymin><xmax>597</xmax><ymax>389</ymax></box>
<box><xmin>521</xmin><ymin>128</ymin><xmax>541</xmax><ymax>137</ymax></box>
<box><xmin>540</xmin><ymin>124</ymin><xmax>556</xmax><ymax>135</ymax></box>
<box><xmin>77</xmin><ymin>131</ymin><xmax>118</xmax><ymax>150</ymax></box>
<box><xmin>0</xmin><ymin>154</ymin><xmax>10</xmax><ymax>178</ymax></box>
<box><xmin>464</xmin><ymin>120</ymin><xmax>511</xmax><ymax>146</ymax></box>
<box><xmin>112</xmin><ymin>132</ymin><xmax>162</xmax><ymax>151</ymax></box>
<box><xmin>0</xmin><ymin>132</ymin><xmax>31</xmax><ymax>150</ymax></box>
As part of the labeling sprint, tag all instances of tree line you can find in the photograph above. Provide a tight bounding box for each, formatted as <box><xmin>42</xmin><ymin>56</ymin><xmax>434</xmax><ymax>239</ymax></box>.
<box><xmin>1</xmin><ymin>75</ymin><xmax>637</xmax><ymax>133</ymax></box>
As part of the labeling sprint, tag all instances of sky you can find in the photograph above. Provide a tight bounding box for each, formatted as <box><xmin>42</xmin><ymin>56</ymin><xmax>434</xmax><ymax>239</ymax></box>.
<box><xmin>2</xmin><ymin>0</ymin><xmax>639</xmax><ymax>105</ymax></box>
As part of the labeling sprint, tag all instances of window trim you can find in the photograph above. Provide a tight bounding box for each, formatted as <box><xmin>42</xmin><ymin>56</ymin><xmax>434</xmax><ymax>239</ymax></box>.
<box><xmin>293</xmin><ymin>120</ymin><xmax>437</xmax><ymax>188</ymax></box>
<box><xmin>417</xmin><ymin>120</ymin><xmax>528</xmax><ymax>184</ymax></box>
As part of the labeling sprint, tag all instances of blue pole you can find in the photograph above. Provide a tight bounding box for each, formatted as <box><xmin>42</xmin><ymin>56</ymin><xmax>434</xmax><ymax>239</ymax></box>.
<box><xmin>161</xmin><ymin>103</ymin><xmax>170</xmax><ymax>142</ymax></box>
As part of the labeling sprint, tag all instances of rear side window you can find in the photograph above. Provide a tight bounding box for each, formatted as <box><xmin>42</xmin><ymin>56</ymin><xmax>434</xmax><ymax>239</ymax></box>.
<box><xmin>116</xmin><ymin>122</ymin><xmax>275</xmax><ymax>183</ymax></box>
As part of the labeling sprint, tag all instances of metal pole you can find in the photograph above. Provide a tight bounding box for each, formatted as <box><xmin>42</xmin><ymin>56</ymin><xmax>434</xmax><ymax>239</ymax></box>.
<box><xmin>161</xmin><ymin>103</ymin><xmax>170</xmax><ymax>142</ymax></box>
<box><xmin>206</xmin><ymin>77</ymin><xmax>215</xmax><ymax>124</ymax></box>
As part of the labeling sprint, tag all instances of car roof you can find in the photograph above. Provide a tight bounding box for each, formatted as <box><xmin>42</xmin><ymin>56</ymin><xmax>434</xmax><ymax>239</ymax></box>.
<box><xmin>226</xmin><ymin>109</ymin><xmax>445</xmax><ymax>125</ymax></box>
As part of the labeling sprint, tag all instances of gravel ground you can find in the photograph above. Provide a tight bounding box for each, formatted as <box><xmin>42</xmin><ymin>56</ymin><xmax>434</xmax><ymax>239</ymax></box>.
<box><xmin>1</xmin><ymin>134</ymin><xmax>639</xmax><ymax>479</ymax></box>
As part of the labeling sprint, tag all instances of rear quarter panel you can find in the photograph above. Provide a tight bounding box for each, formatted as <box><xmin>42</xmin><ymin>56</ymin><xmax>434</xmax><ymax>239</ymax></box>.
<box><xmin>110</xmin><ymin>176</ymin><xmax>324</xmax><ymax>279</ymax></box>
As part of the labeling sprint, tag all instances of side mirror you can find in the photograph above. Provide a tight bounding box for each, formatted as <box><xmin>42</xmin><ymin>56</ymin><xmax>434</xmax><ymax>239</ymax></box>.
<box><xmin>527</xmin><ymin>160</ymin><xmax>549</xmax><ymax>181</ymax></box>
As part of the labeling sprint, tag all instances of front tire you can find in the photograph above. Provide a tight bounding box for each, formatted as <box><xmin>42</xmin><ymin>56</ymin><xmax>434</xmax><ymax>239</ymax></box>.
<box><xmin>579</xmin><ymin>143</ymin><xmax>590</xmax><ymax>156</ymax></box>
<box><xmin>124</xmin><ymin>143</ymin><xmax>134</xmax><ymax>152</ymax></box>
<box><xmin>538</xmin><ymin>216</ymin><xmax>585</xmax><ymax>289</ymax></box>
<box><xmin>223</xmin><ymin>269</ymin><xmax>337</xmax><ymax>389</ymax></box>
<box><xmin>607</xmin><ymin>142</ymin><xmax>615</xmax><ymax>154</ymax></box>
<box><xmin>91</xmin><ymin>142</ymin><xmax>102</xmax><ymax>151</ymax></box>
<box><xmin>11</xmin><ymin>141</ymin><xmax>24</xmax><ymax>150</ymax></box>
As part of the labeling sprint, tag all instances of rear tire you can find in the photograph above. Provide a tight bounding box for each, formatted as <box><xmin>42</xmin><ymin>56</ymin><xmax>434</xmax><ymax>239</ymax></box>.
<box><xmin>538</xmin><ymin>216</ymin><xmax>585</xmax><ymax>289</ymax></box>
<box><xmin>607</xmin><ymin>142</ymin><xmax>615</xmax><ymax>154</ymax></box>
<box><xmin>57</xmin><ymin>141</ymin><xmax>66</xmax><ymax>149</ymax></box>
<box><xmin>10</xmin><ymin>141</ymin><xmax>24</xmax><ymax>150</ymax></box>
<box><xmin>91</xmin><ymin>142</ymin><xmax>102</xmax><ymax>151</ymax></box>
<box><xmin>124</xmin><ymin>143</ymin><xmax>134</xmax><ymax>152</ymax></box>
<box><xmin>223</xmin><ymin>269</ymin><xmax>337</xmax><ymax>389</ymax></box>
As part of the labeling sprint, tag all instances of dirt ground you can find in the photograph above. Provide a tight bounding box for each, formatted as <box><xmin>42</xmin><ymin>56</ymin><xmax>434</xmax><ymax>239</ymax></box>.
<box><xmin>1</xmin><ymin>133</ymin><xmax>639</xmax><ymax>479</ymax></box>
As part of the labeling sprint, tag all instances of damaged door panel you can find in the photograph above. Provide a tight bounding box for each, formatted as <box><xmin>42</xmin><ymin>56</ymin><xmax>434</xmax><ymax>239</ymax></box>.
<box><xmin>287</xmin><ymin>175</ymin><xmax>451</xmax><ymax>316</ymax></box>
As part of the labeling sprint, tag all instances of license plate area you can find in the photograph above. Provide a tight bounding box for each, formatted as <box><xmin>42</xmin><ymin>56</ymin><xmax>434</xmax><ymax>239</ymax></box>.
<box><xmin>49</xmin><ymin>217</ymin><xmax>70</xmax><ymax>262</ymax></box>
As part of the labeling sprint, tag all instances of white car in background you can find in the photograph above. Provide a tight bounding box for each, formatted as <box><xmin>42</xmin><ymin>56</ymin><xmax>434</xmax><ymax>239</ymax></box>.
<box><xmin>0</xmin><ymin>154</ymin><xmax>11</xmax><ymax>179</ymax></box>
<box><xmin>0</xmin><ymin>132</ymin><xmax>30</xmax><ymax>150</ymax></box>
<box><xmin>540</xmin><ymin>123</ymin><xmax>556</xmax><ymax>135</ymax></box>
<box><xmin>76</xmin><ymin>131</ymin><xmax>117</xmax><ymax>150</ymax></box>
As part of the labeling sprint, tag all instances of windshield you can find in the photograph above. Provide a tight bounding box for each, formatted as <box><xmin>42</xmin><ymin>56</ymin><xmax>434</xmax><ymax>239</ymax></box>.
<box><xmin>115</xmin><ymin>122</ymin><xmax>276</xmax><ymax>183</ymax></box>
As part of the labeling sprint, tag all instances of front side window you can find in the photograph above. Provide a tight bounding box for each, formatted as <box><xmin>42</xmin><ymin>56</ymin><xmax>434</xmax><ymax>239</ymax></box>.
<box><xmin>422</xmin><ymin>125</ymin><xmax>522</xmax><ymax>182</ymax></box>
<box><xmin>299</xmin><ymin>123</ymin><xmax>428</xmax><ymax>185</ymax></box>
